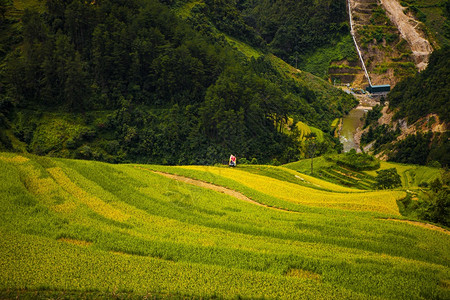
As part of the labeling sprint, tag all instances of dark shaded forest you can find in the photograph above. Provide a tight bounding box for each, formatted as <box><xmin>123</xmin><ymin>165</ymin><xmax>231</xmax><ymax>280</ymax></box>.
<box><xmin>0</xmin><ymin>0</ymin><xmax>356</xmax><ymax>164</ymax></box>
<box><xmin>168</xmin><ymin>0</ymin><xmax>352</xmax><ymax>75</ymax></box>
<box><xmin>387</xmin><ymin>47</ymin><xmax>449</xmax><ymax>167</ymax></box>
<box><xmin>389</xmin><ymin>46</ymin><xmax>450</xmax><ymax>124</ymax></box>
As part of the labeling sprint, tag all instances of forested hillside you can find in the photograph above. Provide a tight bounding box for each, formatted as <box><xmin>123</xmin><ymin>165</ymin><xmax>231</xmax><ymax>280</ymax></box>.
<box><xmin>389</xmin><ymin>47</ymin><xmax>449</xmax><ymax>124</ymax></box>
<box><xmin>0</xmin><ymin>0</ymin><xmax>357</xmax><ymax>164</ymax></box>
<box><xmin>169</xmin><ymin>0</ymin><xmax>356</xmax><ymax>78</ymax></box>
<box><xmin>360</xmin><ymin>47</ymin><xmax>449</xmax><ymax>167</ymax></box>
<box><xmin>388</xmin><ymin>47</ymin><xmax>449</xmax><ymax>166</ymax></box>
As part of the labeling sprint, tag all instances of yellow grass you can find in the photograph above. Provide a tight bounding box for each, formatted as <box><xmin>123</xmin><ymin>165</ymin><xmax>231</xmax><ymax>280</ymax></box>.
<box><xmin>0</xmin><ymin>155</ymin><xmax>29</xmax><ymax>163</ymax></box>
<box><xmin>285</xmin><ymin>269</ymin><xmax>321</xmax><ymax>281</ymax></box>
<box><xmin>48</xmin><ymin>167</ymin><xmax>130</xmax><ymax>222</ymax></box>
<box><xmin>181</xmin><ymin>166</ymin><xmax>404</xmax><ymax>215</ymax></box>
<box><xmin>276</xmin><ymin>166</ymin><xmax>361</xmax><ymax>192</ymax></box>
<box><xmin>52</xmin><ymin>200</ymin><xmax>78</xmax><ymax>214</ymax></box>
<box><xmin>331</xmin><ymin>118</ymin><xmax>340</xmax><ymax>127</ymax></box>
<box><xmin>295</xmin><ymin>121</ymin><xmax>312</xmax><ymax>140</ymax></box>
<box><xmin>58</xmin><ymin>238</ymin><xmax>92</xmax><ymax>247</ymax></box>
<box><xmin>14</xmin><ymin>163</ymin><xmax>73</xmax><ymax>208</ymax></box>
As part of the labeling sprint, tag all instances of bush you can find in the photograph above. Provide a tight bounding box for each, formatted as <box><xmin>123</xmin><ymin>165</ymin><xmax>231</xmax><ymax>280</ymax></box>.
<box><xmin>76</xmin><ymin>145</ymin><xmax>92</xmax><ymax>160</ymax></box>
<box><xmin>427</xmin><ymin>160</ymin><xmax>441</xmax><ymax>168</ymax></box>
<box><xmin>335</xmin><ymin>151</ymin><xmax>380</xmax><ymax>171</ymax></box>
<box><xmin>239</xmin><ymin>158</ymin><xmax>249</xmax><ymax>165</ymax></box>
<box><xmin>430</xmin><ymin>178</ymin><xmax>443</xmax><ymax>193</ymax></box>
<box><xmin>374</xmin><ymin>168</ymin><xmax>402</xmax><ymax>189</ymax></box>
<box><xmin>418</xmin><ymin>181</ymin><xmax>429</xmax><ymax>188</ymax></box>
<box><xmin>270</xmin><ymin>158</ymin><xmax>281</xmax><ymax>166</ymax></box>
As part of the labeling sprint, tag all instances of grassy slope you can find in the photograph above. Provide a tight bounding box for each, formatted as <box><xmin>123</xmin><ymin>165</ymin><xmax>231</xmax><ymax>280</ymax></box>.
<box><xmin>365</xmin><ymin>161</ymin><xmax>442</xmax><ymax>188</ymax></box>
<box><xmin>0</xmin><ymin>152</ymin><xmax>449</xmax><ymax>299</ymax></box>
<box><xmin>12</xmin><ymin>0</ymin><xmax>45</xmax><ymax>12</ymax></box>
<box><xmin>298</xmin><ymin>34</ymin><xmax>358</xmax><ymax>79</ymax></box>
<box><xmin>285</xmin><ymin>156</ymin><xmax>442</xmax><ymax>189</ymax></box>
<box><xmin>165</xmin><ymin>165</ymin><xmax>404</xmax><ymax>215</ymax></box>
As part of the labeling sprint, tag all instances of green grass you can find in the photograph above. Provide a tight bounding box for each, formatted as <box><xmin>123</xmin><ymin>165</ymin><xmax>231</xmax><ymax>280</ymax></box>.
<box><xmin>0</xmin><ymin>152</ymin><xmax>449</xmax><ymax>299</ymax></box>
<box><xmin>285</xmin><ymin>156</ymin><xmax>335</xmax><ymax>173</ymax></box>
<box><xmin>285</xmin><ymin>155</ymin><xmax>442</xmax><ymax>191</ymax></box>
<box><xmin>298</xmin><ymin>34</ymin><xmax>358</xmax><ymax>79</ymax></box>
<box><xmin>224</xmin><ymin>34</ymin><xmax>263</xmax><ymax>59</ymax></box>
<box><xmin>281</xmin><ymin>120</ymin><xmax>325</xmax><ymax>142</ymax></box>
<box><xmin>175</xmin><ymin>0</ymin><xmax>204</xmax><ymax>19</ymax></box>
<box><xmin>365</xmin><ymin>161</ymin><xmax>442</xmax><ymax>188</ymax></box>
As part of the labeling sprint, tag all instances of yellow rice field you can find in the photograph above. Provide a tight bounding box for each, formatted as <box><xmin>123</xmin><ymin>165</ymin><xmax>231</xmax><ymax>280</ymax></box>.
<box><xmin>181</xmin><ymin>166</ymin><xmax>404</xmax><ymax>215</ymax></box>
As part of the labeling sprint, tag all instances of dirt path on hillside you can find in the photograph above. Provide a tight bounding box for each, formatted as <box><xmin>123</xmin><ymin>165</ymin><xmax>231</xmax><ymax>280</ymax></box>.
<box><xmin>138</xmin><ymin>168</ymin><xmax>299</xmax><ymax>213</ymax></box>
<box><xmin>382</xmin><ymin>218</ymin><xmax>450</xmax><ymax>235</ymax></box>
<box><xmin>380</xmin><ymin>0</ymin><xmax>433</xmax><ymax>71</ymax></box>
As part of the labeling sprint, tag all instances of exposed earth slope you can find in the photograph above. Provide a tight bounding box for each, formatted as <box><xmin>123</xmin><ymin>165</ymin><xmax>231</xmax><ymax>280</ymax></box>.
<box><xmin>380</xmin><ymin>0</ymin><xmax>433</xmax><ymax>71</ymax></box>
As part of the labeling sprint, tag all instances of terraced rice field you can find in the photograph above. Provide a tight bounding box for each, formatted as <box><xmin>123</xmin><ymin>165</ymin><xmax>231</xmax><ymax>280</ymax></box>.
<box><xmin>285</xmin><ymin>156</ymin><xmax>442</xmax><ymax>190</ymax></box>
<box><xmin>0</xmin><ymin>152</ymin><xmax>449</xmax><ymax>299</ymax></box>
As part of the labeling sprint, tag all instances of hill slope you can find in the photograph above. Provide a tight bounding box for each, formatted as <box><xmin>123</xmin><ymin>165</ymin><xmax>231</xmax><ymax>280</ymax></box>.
<box><xmin>1</xmin><ymin>152</ymin><xmax>449</xmax><ymax>299</ymax></box>
<box><xmin>0</xmin><ymin>0</ymin><xmax>357</xmax><ymax>164</ymax></box>
<box><xmin>358</xmin><ymin>46</ymin><xmax>449</xmax><ymax>167</ymax></box>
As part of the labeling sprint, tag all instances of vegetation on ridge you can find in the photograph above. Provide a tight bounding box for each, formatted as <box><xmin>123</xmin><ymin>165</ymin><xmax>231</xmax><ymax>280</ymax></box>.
<box><xmin>0</xmin><ymin>0</ymin><xmax>357</xmax><ymax>164</ymax></box>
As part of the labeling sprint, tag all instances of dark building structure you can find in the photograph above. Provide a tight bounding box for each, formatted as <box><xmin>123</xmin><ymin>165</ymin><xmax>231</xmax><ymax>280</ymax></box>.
<box><xmin>366</xmin><ymin>85</ymin><xmax>391</xmax><ymax>94</ymax></box>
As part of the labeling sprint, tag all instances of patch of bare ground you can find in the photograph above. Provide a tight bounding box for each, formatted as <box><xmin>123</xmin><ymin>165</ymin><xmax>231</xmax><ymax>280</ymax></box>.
<box><xmin>378</xmin><ymin>105</ymin><xmax>394</xmax><ymax>126</ymax></box>
<box><xmin>154</xmin><ymin>170</ymin><xmax>261</xmax><ymax>204</ymax></box>
<box><xmin>380</xmin><ymin>0</ymin><xmax>433</xmax><ymax>71</ymax></box>
<box><xmin>396</xmin><ymin>114</ymin><xmax>448</xmax><ymax>141</ymax></box>
<box><xmin>381</xmin><ymin>218</ymin><xmax>450</xmax><ymax>235</ymax></box>
<box><xmin>349</xmin><ymin>0</ymin><xmax>420</xmax><ymax>87</ymax></box>
<box><xmin>137</xmin><ymin>167</ymin><xmax>300</xmax><ymax>213</ymax></box>
<box><xmin>285</xmin><ymin>268</ymin><xmax>321</xmax><ymax>281</ymax></box>
<box><xmin>381</xmin><ymin>111</ymin><xmax>448</xmax><ymax>141</ymax></box>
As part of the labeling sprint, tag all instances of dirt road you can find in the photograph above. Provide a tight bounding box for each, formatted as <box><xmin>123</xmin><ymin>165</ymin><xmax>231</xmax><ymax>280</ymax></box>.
<box><xmin>380</xmin><ymin>0</ymin><xmax>433</xmax><ymax>71</ymax></box>
<box><xmin>145</xmin><ymin>169</ymin><xmax>301</xmax><ymax>213</ymax></box>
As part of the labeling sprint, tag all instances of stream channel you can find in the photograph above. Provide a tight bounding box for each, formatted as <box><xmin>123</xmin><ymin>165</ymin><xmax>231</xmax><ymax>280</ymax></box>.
<box><xmin>339</xmin><ymin>95</ymin><xmax>377</xmax><ymax>152</ymax></box>
<box><xmin>339</xmin><ymin>108</ymin><xmax>366</xmax><ymax>152</ymax></box>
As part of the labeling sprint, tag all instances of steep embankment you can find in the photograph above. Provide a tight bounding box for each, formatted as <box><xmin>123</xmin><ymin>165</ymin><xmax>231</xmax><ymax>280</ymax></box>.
<box><xmin>358</xmin><ymin>46</ymin><xmax>449</xmax><ymax>166</ymax></box>
<box><xmin>380</xmin><ymin>0</ymin><xmax>433</xmax><ymax>71</ymax></box>
<box><xmin>347</xmin><ymin>0</ymin><xmax>431</xmax><ymax>87</ymax></box>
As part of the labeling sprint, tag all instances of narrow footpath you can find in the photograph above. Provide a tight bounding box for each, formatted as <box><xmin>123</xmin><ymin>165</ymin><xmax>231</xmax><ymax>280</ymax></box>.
<box><xmin>136</xmin><ymin>167</ymin><xmax>301</xmax><ymax>213</ymax></box>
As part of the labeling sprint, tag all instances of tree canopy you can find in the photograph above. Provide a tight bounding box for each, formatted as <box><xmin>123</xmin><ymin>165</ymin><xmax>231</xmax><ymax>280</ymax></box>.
<box><xmin>0</xmin><ymin>0</ymin><xmax>356</xmax><ymax>164</ymax></box>
<box><xmin>374</xmin><ymin>168</ymin><xmax>402</xmax><ymax>190</ymax></box>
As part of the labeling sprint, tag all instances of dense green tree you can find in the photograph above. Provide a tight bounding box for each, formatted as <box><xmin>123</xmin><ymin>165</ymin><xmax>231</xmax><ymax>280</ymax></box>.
<box><xmin>237</xmin><ymin>0</ymin><xmax>349</xmax><ymax>61</ymax></box>
<box><xmin>0</xmin><ymin>0</ymin><xmax>356</xmax><ymax>164</ymax></box>
<box><xmin>0</xmin><ymin>0</ymin><xmax>12</xmax><ymax>22</ymax></box>
<box><xmin>389</xmin><ymin>47</ymin><xmax>450</xmax><ymax>124</ymax></box>
<box><xmin>65</xmin><ymin>52</ymin><xmax>88</xmax><ymax>111</ymax></box>
<box><xmin>374</xmin><ymin>168</ymin><xmax>402</xmax><ymax>189</ymax></box>
<box><xmin>389</xmin><ymin>132</ymin><xmax>432</xmax><ymax>165</ymax></box>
